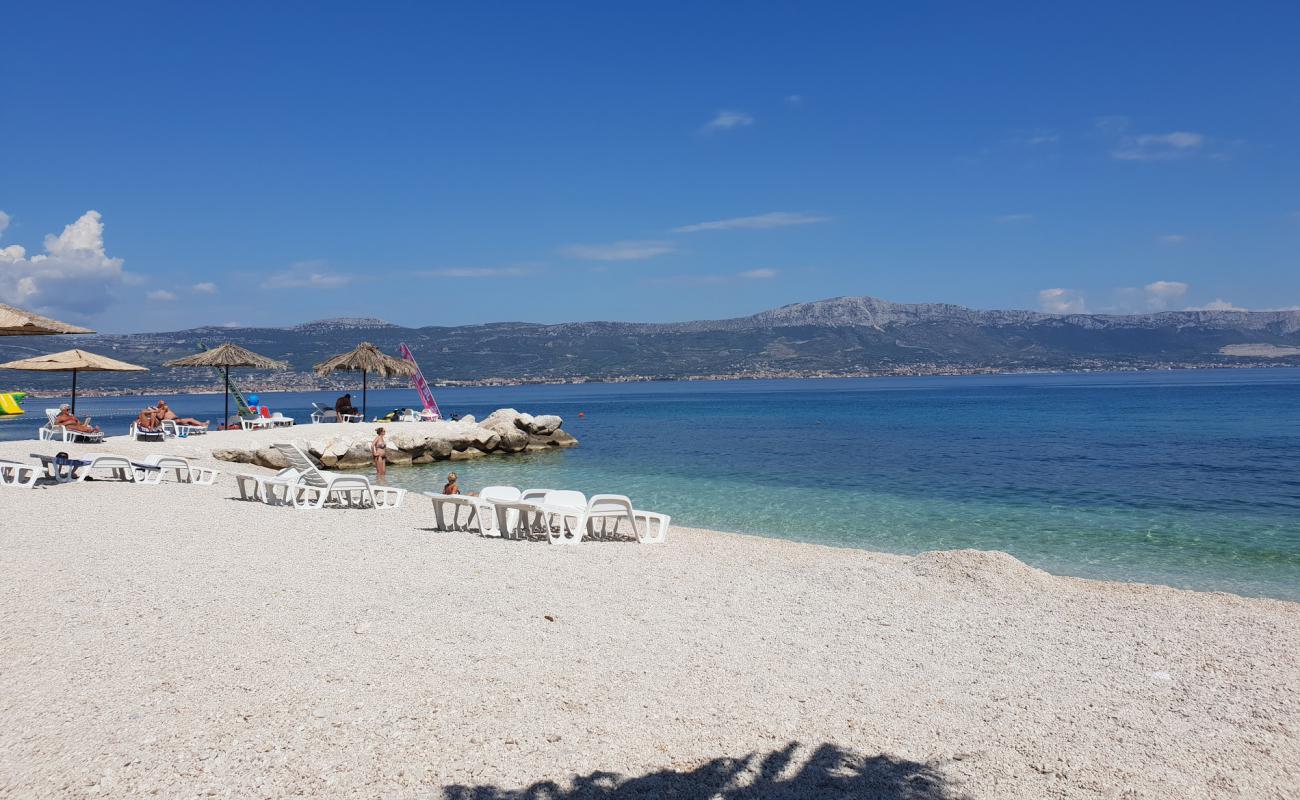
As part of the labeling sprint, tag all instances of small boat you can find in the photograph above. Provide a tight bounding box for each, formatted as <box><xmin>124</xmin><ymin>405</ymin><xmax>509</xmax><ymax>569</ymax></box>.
<box><xmin>0</xmin><ymin>391</ymin><xmax>27</xmax><ymax>416</ymax></box>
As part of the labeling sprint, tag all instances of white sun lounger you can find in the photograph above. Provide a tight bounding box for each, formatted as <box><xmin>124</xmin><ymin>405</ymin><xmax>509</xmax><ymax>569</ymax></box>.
<box><xmin>160</xmin><ymin>419</ymin><xmax>208</xmax><ymax>437</ymax></box>
<box><xmin>271</xmin><ymin>442</ymin><xmax>405</xmax><ymax>510</ymax></box>
<box><xmin>38</xmin><ymin>409</ymin><xmax>104</xmax><ymax>443</ymax></box>
<box><xmin>496</xmin><ymin>490</ymin><xmax>670</xmax><ymax>544</ymax></box>
<box><xmin>139</xmin><ymin>454</ymin><xmax>220</xmax><ymax>485</ymax></box>
<box><xmin>422</xmin><ymin>485</ymin><xmax>522</xmax><ymax>535</ymax></box>
<box><xmin>234</xmin><ymin>468</ymin><xmax>302</xmax><ymax>505</ymax></box>
<box><xmin>0</xmin><ymin>459</ymin><xmax>40</xmax><ymax>488</ymax></box>
<box><xmin>72</xmin><ymin>454</ymin><xmax>163</xmax><ymax>484</ymax></box>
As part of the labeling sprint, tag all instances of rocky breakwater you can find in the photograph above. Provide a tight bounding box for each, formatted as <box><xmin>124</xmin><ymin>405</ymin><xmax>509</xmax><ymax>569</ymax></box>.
<box><xmin>211</xmin><ymin>408</ymin><xmax>577</xmax><ymax>470</ymax></box>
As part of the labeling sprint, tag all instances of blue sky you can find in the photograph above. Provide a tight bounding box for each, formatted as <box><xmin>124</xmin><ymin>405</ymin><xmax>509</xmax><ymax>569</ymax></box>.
<box><xmin>1</xmin><ymin>2</ymin><xmax>1297</xmax><ymax>332</ymax></box>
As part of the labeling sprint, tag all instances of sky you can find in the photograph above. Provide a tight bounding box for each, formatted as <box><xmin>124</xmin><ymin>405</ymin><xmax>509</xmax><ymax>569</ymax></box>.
<box><xmin>1</xmin><ymin>2</ymin><xmax>1298</xmax><ymax>333</ymax></box>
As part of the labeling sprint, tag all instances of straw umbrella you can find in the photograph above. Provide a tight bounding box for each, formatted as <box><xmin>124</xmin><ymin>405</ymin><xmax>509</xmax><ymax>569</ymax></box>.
<box><xmin>0</xmin><ymin>303</ymin><xmax>94</xmax><ymax>336</ymax></box>
<box><xmin>0</xmin><ymin>349</ymin><xmax>146</xmax><ymax>413</ymax></box>
<box><xmin>313</xmin><ymin>342</ymin><xmax>415</xmax><ymax>418</ymax></box>
<box><xmin>164</xmin><ymin>343</ymin><xmax>288</xmax><ymax>427</ymax></box>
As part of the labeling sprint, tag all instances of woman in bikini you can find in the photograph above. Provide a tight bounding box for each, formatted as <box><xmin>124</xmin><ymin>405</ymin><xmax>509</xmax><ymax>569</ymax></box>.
<box><xmin>371</xmin><ymin>427</ymin><xmax>388</xmax><ymax>481</ymax></box>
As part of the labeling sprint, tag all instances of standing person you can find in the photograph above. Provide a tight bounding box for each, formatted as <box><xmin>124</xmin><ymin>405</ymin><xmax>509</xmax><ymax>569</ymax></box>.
<box><xmin>371</xmin><ymin>427</ymin><xmax>388</xmax><ymax>481</ymax></box>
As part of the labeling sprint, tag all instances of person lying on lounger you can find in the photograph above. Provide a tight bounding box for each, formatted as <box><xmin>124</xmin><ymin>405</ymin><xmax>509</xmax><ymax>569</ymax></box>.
<box><xmin>136</xmin><ymin>407</ymin><xmax>162</xmax><ymax>430</ymax></box>
<box><xmin>55</xmin><ymin>404</ymin><xmax>100</xmax><ymax>433</ymax></box>
<box><xmin>155</xmin><ymin>400</ymin><xmax>208</xmax><ymax>428</ymax></box>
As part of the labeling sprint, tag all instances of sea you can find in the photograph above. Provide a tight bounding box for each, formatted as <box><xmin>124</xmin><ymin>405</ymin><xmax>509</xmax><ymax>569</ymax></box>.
<box><xmin>3</xmin><ymin>369</ymin><xmax>1297</xmax><ymax>601</ymax></box>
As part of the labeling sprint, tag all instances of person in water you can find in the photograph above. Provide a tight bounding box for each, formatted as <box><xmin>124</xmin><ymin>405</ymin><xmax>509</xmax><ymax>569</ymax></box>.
<box><xmin>442</xmin><ymin>471</ymin><xmax>461</xmax><ymax>495</ymax></box>
<box><xmin>54</xmin><ymin>404</ymin><xmax>99</xmax><ymax>433</ymax></box>
<box><xmin>442</xmin><ymin>472</ymin><xmax>477</xmax><ymax>496</ymax></box>
<box><xmin>371</xmin><ymin>427</ymin><xmax>387</xmax><ymax>481</ymax></box>
<box><xmin>336</xmin><ymin>393</ymin><xmax>359</xmax><ymax>419</ymax></box>
<box><xmin>155</xmin><ymin>400</ymin><xmax>208</xmax><ymax>428</ymax></box>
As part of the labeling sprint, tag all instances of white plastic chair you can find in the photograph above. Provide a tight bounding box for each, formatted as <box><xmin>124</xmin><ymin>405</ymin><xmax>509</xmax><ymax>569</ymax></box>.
<box><xmin>139</xmin><ymin>454</ymin><xmax>219</xmax><ymax>485</ymax></box>
<box><xmin>129</xmin><ymin>423</ymin><xmax>166</xmax><ymax>442</ymax></box>
<box><xmin>160</xmin><ymin>419</ymin><xmax>208</xmax><ymax>438</ymax></box>
<box><xmin>423</xmin><ymin>485</ymin><xmax>521</xmax><ymax>535</ymax></box>
<box><xmin>271</xmin><ymin>442</ymin><xmax>405</xmax><ymax>510</ymax></box>
<box><xmin>234</xmin><ymin>467</ymin><xmax>302</xmax><ymax>505</ymax></box>
<box><xmin>0</xmin><ymin>459</ymin><xmax>40</xmax><ymax>488</ymax></box>
<box><xmin>74</xmin><ymin>454</ymin><xmax>162</xmax><ymax>484</ymax></box>
<box><xmin>38</xmin><ymin>409</ymin><xmax>104</xmax><ymax>443</ymax></box>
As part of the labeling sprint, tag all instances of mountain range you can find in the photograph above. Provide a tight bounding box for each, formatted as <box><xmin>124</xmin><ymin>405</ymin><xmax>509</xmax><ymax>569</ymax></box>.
<box><xmin>3</xmin><ymin>296</ymin><xmax>1299</xmax><ymax>392</ymax></box>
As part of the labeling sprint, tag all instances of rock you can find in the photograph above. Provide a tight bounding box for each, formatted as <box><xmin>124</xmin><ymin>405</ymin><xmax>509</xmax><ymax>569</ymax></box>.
<box><xmin>528</xmin><ymin>415</ymin><xmax>563</xmax><ymax>435</ymax></box>
<box><xmin>459</xmin><ymin>414</ymin><xmax>475</xmax><ymax>424</ymax></box>
<box><xmin>208</xmin><ymin>410</ymin><xmax>578</xmax><ymax>470</ymax></box>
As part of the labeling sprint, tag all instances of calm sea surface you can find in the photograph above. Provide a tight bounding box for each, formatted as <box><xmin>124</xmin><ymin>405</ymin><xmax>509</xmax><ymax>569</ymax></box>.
<box><xmin>3</xmin><ymin>370</ymin><xmax>1298</xmax><ymax>601</ymax></box>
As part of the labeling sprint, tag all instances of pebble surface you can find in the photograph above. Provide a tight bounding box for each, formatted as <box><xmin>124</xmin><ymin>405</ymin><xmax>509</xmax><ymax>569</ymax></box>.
<box><xmin>0</xmin><ymin>436</ymin><xmax>1297</xmax><ymax>798</ymax></box>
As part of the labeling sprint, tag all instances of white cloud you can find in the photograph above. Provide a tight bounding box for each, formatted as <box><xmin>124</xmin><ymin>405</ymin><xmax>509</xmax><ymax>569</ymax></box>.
<box><xmin>0</xmin><ymin>210</ymin><xmax>130</xmax><ymax>315</ymax></box>
<box><xmin>261</xmin><ymin>261</ymin><xmax>351</xmax><ymax>289</ymax></box>
<box><xmin>1111</xmin><ymin>131</ymin><xmax>1205</xmax><ymax>161</ymax></box>
<box><xmin>1143</xmin><ymin>280</ymin><xmax>1189</xmax><ymax>309</ymax></box>
<box><xmin>559</xmin><ymin>240</ymin><xmax>675</xmax><ymax>261</ymax></box>
<box><xmin>996</xmin><ymin>213</ymin><xmax>1033</xmax><ymax>224</ymax></box>
<box><xmin>701</xmin><ymin>110</ymin><xmax>754</xmax><ymax>133</ymax></box>
<box><xmin>784</xmin><ymin>95</ymin><xmax>803</xmax><ymax>106</ymax></box>
<box><xmin>146</xmin><ymin>289</ymin><xmax>176</xmax><ymax>301</ymax></box>
<box><xmin>0</xmin><ymin>210</ymin><xmax>10</xmax><ymax>235</ymax></box>
<box><xmin>192</xmin><ymin>281</ymin><xmax>218</xmax><ymax>294</ymax></box>
<box><xmin>1157</xmin><ymin>234</ymin><xmax>1187</xmax><ymax>245</ymax></box>
<box><xmin>673</xmin><ymin>211</ymin><xmax>831</xmax><ymax>234</ymax></box>
<box><xmin>649</xmin><ymin>269</ymin><xmax>780</xmax><ymax>286</ymax></box>
<box><xmin>1187</xmin><ymin>299</ymin><xmax>1246</xmax><ymax>311</ymax></box>
<box><xmin>421</xmin><ymin>266</ymin><xmax>536</xmax><ymax>278</ymax></box>
<box><xmin>1038</xmin><ymin>288</ymin><xmax>1086</xmax><ymax>314</ymax></box>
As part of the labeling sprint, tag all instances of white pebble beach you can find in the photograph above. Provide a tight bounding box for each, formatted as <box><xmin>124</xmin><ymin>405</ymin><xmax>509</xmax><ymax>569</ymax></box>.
<box><xmin>1</xmin><ymin>434</ymin><xmax>1297</xmax><ymax>799</ymax></box>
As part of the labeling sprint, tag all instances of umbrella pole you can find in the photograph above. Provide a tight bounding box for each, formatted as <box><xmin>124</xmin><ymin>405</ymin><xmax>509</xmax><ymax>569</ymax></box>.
<box><xmin>362</xmin><ymin>370</ymin><xmax>368</xmax><ymax>419</ymax></box>
<box><xmin>224</xmin><ymin>365</ymin><xmax>230</xmax><ymax>429</ymax></box>
<box><xmin>71</xmin><ymin>369</ymin><xmax>78</xmax><ymax>414</ymax></box>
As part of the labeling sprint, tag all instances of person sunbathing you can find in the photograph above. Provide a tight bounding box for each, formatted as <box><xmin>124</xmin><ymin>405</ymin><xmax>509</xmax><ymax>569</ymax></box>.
<box><xmin>54</xmin><ymin>404</ymin><xmax>100</xmax><ymax>433</ymax></box>
<box><xmin>155</xmin><ymin>400</ymin><xmax>208</xmax><ymax>428</ymax></box>
<box><xmin>135</xmin><ymin>407</ymin><xmax>163</xmax><ymax>430</ymax></box>
<box><xmin>335</xmin><ymin>393</ymin><xmax>360</xmax><ymax>419</ymax></box>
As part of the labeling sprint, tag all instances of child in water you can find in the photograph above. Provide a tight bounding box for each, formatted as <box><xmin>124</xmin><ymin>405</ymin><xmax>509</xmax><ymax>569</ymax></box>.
<box><xmin>442</xmin><ymin>472</ymin><xmax>478</xmax><ymax>497</ymax></box>
<box><xmin>371</xmin><ymin>427</ymin><xmax>387</xmax><ymax>481</ymax></box>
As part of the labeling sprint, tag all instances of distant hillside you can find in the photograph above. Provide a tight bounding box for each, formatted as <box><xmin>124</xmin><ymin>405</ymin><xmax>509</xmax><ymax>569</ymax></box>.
<box><xmin>3</xmin><ymin>296</ymin><xmax>1299</xmax><ymax>392</ymax></box>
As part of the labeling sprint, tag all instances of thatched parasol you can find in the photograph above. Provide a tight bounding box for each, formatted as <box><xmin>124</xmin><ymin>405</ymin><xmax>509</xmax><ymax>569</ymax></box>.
<box><xmin>0</xmin><ymin>348</ymin><xmax>146</xmax><ymax>413</ymax></box>
<box><xmin>0</xmin><ymin>303</ymin><xmax>94</xmax><ymax>336</ymax></box>
<box><xmin>165</xmin><ymin>343</ymin><xmax>288</xmax><ymax>427</ymax></box>
<box><xmin>313</xmin><ymin>342</ymin><xmax>415</xmax><ymax>417</ymax></box>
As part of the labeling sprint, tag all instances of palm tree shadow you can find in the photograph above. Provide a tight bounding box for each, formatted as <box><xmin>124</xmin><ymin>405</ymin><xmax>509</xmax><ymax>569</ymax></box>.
<box><xmin>444</xmin><ymin>742</ymin><xmax>957</xmax><ymax>800</ymax></box>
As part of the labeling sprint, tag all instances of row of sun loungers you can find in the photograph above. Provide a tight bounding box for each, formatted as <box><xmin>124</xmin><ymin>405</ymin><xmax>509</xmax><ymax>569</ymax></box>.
<box><xmin>423</xmin><ymin>486</ymin><xmax>669</xmax><ymax>544</ymax></box>
<box><xmin>7</xmin><ymin>439</ymin><xmax>667</xmax><ymax>545</ymax></box>
<box><xmin>234</xmin><ymin>442</ymin><xmax>406</xmax><ymax>510</ymax></box>
<box><xmin>0</xmin><ymin>452</ymin><xmax>219</xmax><ymax>488</ymax></box>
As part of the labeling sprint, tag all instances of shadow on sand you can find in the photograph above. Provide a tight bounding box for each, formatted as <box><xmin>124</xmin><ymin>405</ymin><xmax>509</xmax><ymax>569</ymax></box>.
<box><xmin>444</xmin><ymin>742</ymin><xmax>957</xmax><ymax>800</ymax></box>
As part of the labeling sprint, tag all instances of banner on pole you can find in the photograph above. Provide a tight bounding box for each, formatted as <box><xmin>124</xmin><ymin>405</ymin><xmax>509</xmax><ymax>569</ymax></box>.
<box><xmin>398</xmin><ymin>342</ymin><xmax>441</xmax><ymax>419</ymax></box>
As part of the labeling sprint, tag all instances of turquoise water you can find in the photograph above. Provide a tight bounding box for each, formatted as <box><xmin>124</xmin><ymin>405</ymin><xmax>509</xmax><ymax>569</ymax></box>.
<box><xmin>4</xmin><ymin>370</ymin><xmax>1298</xmax><ymax>600</ymax></box>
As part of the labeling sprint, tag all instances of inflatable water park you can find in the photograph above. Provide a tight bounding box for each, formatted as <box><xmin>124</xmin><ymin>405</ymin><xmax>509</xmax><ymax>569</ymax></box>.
<box><xmin>0</xmin><ymin>391</ymin><xmax>26</xmax><ymax>416</ymax></box>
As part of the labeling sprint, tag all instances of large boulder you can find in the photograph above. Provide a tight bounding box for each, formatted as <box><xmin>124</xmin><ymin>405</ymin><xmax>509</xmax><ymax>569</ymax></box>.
<box><xmin>208</xmin><ymin>409</ymin><xmax>577</xmax><ymax>470</ymax></box>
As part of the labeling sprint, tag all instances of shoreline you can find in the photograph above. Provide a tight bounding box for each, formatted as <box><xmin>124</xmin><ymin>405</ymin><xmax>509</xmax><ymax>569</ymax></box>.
<box><xmin>6</xmin><ymin>361</ymin><xmax>1299</xmax><ymax>399</ymax></box>
<box><xmin>2</xmin><ymin>435</ymin><xmax>1297</xmax><ymax>797</ymax></box>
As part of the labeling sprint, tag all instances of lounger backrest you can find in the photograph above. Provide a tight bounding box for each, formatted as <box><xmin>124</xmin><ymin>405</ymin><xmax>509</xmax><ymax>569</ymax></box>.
<box><xmin>479</xmin><ymin>485</ymin><xmax>521</xmax><ymax>503</ymax></box>
<box><xmin>521</xmin><ymin>488</ymin><xmax>553</xmax><ymax>503</ymax></box>
<box><xmin>588</xmin><ymin>494</ymin><xmax>634</xmax><ymax>514</ymax></box>
<box><xmin>44</xmin><ymin>409</ymin><xmax>58</xmax><ymax>427</ymax></box>
<box><xmin>271</xmin><ymin>442</ymin><xmax>327</xmax><ymax>487</ymax></box>
<box><xmin>543</xmin><ymin>489</ymin><xmax>587</xmax><ymax>510</ymax></box>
